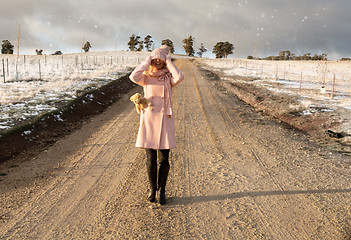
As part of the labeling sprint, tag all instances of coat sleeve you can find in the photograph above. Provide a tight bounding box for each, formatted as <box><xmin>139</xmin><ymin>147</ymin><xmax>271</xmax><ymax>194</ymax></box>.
<box><xmin>129</xmin><ymin>56</ymin><xmax>152</xmax><ymax>86</ymax></box>
<box><xmin>166</xmin><ymin>56</ymin><xmax>184</xmax><ymax>87</ymax></box>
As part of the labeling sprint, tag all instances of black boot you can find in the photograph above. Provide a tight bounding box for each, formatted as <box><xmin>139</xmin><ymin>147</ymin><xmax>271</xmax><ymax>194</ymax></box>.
<box><xmin>158</xmin><ymin>150</ymin><xmax>170</xmax><ymax>205</ymax></box>
<box><xmin>158</xmin><ymin>186</ymin><xmax>168</xmax><ymax>205</ymax></box>
<box><xmin>147</xmin><ymin>166</ymin><xmax>157</xmax><ymax>202</ymax></box>
<box><xmin>146</xmin><ymin>149</ymin><xmax>157</xmax><ymax>202</ymax></box>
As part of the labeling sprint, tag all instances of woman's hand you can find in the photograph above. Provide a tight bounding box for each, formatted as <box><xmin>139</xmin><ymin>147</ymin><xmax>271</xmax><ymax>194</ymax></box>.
<box><xmin>145</xmin><ymin>55</ymin><xmax>153</xmax><ymax>65</ymax></box>
<box><xmin>165</xmin><ymin>54</ymin><xmax>172</xmax><ymax>66</ymax></box>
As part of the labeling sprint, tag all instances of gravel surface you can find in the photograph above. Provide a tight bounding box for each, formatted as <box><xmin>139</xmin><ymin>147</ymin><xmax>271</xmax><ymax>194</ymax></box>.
<box><xmin>0</xmin><ymin>59</ymin><xmax>350</xmax><ymax>239</ymax></box>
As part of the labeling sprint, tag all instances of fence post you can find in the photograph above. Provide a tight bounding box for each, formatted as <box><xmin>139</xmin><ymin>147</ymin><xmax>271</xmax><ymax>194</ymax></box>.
<box><xmin>323</xmin><ymin>61</ymin><xmax>327</xmax><ymax>85</ymax></box>
<box><xmin>2</xmin><ymin>59</ymin><xmax>5</xmax><ymax>83</ymax></box>
<box><xmin>331</xmin><ymin>72</ymin><xmax>336</xmax><ymax>99</ymax></box>
<box><xmin>6</xmin><ymin>58</ymin><xmax>9</xmax><ymax>76</ymax></box>
<box><xmin>15</xmin><ymin>57</ymin><xmax>18</xmax><ymax>80</ymax></box>
<box><xmin>38</xmin><ymin>59</ymin><xmax>42</xmax><ymax>80</ymax></box>
<box><xmin>276</xmin><ymin>65</ymin><xmax>278</xmax><ymax>80</ymax></box>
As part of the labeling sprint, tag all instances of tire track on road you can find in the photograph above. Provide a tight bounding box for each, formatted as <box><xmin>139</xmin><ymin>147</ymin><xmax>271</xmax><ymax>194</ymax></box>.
<box><xmin>193</xmin><ymin>61</ymin><xmax>349</xmax><ymax>238</ymax></box>
<box><xmin>1</xmin><ymin>59</ymin><xmax>350</xmax><ymax>239</ymax></box>
<box><xmin>1</xmin><ymin>89</ymin><xmax>144</xmax><ymax>239</ymax></box>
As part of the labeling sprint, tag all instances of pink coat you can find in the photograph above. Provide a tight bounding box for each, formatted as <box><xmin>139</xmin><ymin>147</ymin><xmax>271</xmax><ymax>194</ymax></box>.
<box><xmin>129</xmin><ymin>56</ymin><xmax>184</xmax><ymax>149</ymax></box>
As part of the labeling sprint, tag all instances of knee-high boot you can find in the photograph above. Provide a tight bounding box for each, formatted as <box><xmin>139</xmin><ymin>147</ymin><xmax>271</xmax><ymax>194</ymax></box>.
<box><xmin>158</xmin><ymin>150</ymin><xmax>170</xmax><ymax>205</ymax></box>
<box><xmin>146</xmin><ymin>149</ymin><xmax>157</xmax><ymax>202</ymax></box>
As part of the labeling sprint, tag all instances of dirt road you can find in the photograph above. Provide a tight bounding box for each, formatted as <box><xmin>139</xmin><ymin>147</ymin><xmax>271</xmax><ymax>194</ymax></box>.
<box><xmin>1</xmin><ymin>59</ymin><xmax>350</xmax><ymax>239</ymax></box>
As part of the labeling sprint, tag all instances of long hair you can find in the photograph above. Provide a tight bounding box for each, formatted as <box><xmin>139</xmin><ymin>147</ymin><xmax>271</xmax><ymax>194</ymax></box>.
<box><xmin>144</xmin><ymin>60</ymin><xmax>167</xmax><ymax>77</ymax></box>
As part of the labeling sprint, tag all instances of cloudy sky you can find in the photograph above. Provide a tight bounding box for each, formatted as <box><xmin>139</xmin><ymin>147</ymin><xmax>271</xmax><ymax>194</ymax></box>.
<box><xmin>1</xmin><ymin>0</ymin><xmax>350</xmax><ymax>59</ymax></box>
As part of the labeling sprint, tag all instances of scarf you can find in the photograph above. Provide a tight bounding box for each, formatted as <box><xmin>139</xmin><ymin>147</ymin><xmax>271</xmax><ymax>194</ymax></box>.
<box><xmin>147</xmin><ymin>69</ymin><xmax>173</xmax><ymax>116</ymax></box>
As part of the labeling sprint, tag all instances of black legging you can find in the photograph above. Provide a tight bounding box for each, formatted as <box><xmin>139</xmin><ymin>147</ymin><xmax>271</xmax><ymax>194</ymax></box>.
<box><xmin>145</xmin><ymin>149</ymin><xmax>170</xmax><ymax>190</ymax></box>
<box><xmin>145</xmin><ymin>149</ymin><xmax>170</xmax><ymax>167</ymax></box>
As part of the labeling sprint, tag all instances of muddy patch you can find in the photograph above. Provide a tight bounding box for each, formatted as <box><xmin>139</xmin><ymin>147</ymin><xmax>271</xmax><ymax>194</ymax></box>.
<box><xmin>0</xmin><ymin>74</ymin><xmax>137</xmax><ymax>164</ymax></box>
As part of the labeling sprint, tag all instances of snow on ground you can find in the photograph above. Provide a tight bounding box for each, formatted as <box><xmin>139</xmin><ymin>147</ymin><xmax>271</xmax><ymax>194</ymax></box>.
<box><xmin>0</xmin><ymin>51</ymin><xmax>149</xmax><ymax>132</ymax></box>
<box><xmin>197</xmin><ymin>58</ymin><xmax>351</xmax><ymax>110</ymax></box>
<box><xmin>197</xmin><ymin>58</ymin><xmax>351</xmax><ymax>136</ymax></box>
<box><xmin>1</xmin><ymin>52</ymin><xmax>350</xmax><ymax>136</ymax></box>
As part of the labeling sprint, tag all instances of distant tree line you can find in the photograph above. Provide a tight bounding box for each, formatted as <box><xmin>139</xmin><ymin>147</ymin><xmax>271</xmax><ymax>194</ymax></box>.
<box><xmin>1</xmin><ymin>39</ymin><xmax>65</xmax><ymax>55</ymax></box>
<box><xmin>127</xmin><ymin>34</ymin><xmax>233</xmax><ymax>59</ymax></box>
<box><xmin>1</xmin><ymin>36</ymin><xmax>233</xmax><ymax>59</ymax></box>
<box><xmin>5</xmin><ymin>35</ymin><xmax>349</xmax><ymax>61</ymax></box>
<box><xmin>247</xmin><ymin>51</ymin><xmax>329</xmax><ymax>61</ymax></box>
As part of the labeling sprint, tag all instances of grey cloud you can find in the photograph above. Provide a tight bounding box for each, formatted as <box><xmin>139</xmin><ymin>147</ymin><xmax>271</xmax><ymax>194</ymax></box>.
<box><xmin>0</xmin><ymin>0</ymin><xmax>350</xmax><ymax>59</ymax></box>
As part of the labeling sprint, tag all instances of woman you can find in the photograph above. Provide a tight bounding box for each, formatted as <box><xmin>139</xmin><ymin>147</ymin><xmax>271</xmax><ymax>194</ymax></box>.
<box><xmin>129</xmin><ymin>46</ymin><xmax>184</xmax><ymax>205</ymax></box>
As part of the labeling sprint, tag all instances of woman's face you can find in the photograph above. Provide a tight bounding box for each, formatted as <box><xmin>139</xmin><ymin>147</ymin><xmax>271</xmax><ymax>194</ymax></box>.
<box><xmin>151</xmin><ymin>58</ymin><xmax>165</xmax><ymax>70</ymax></box>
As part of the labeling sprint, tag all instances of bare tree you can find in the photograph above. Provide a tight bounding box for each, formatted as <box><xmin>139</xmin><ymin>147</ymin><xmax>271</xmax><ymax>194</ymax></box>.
<box><xmin>197</xmin><ymin>43</ymin><xmax>207</xmax><ymax>58</ymax></box>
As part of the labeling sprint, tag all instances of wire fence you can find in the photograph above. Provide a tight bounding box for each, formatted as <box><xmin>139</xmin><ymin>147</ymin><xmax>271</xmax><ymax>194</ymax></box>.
<box><xmin>0</xmin><ymin>51</ymin><xmax>148</xmax><ymax>83</ymax></box>
<box><xmin>0</xmin><ymin>51</ymin><xmax>150</xmax><ymax>131</ymax></box>
<box><xmin>198</xmin><ymin>58</ymin><xmax>351</xmax><ymax>101</ymax></box>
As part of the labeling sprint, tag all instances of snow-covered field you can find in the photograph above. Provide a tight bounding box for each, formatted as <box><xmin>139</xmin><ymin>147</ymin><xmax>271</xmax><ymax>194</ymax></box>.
<box><xmin>0</xmin><ymin>51</ymin><xmax>149</xmax><ymax>132</ymax></box>
<box><xmin>197</xmin><ymin>58</ymin><xmax>351</xmax><ymax>112</ymax></box>
<box><xmin>1</xmin><ymin>52</ymin><xmax>350</xmax><ymax>135</ymax></box>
